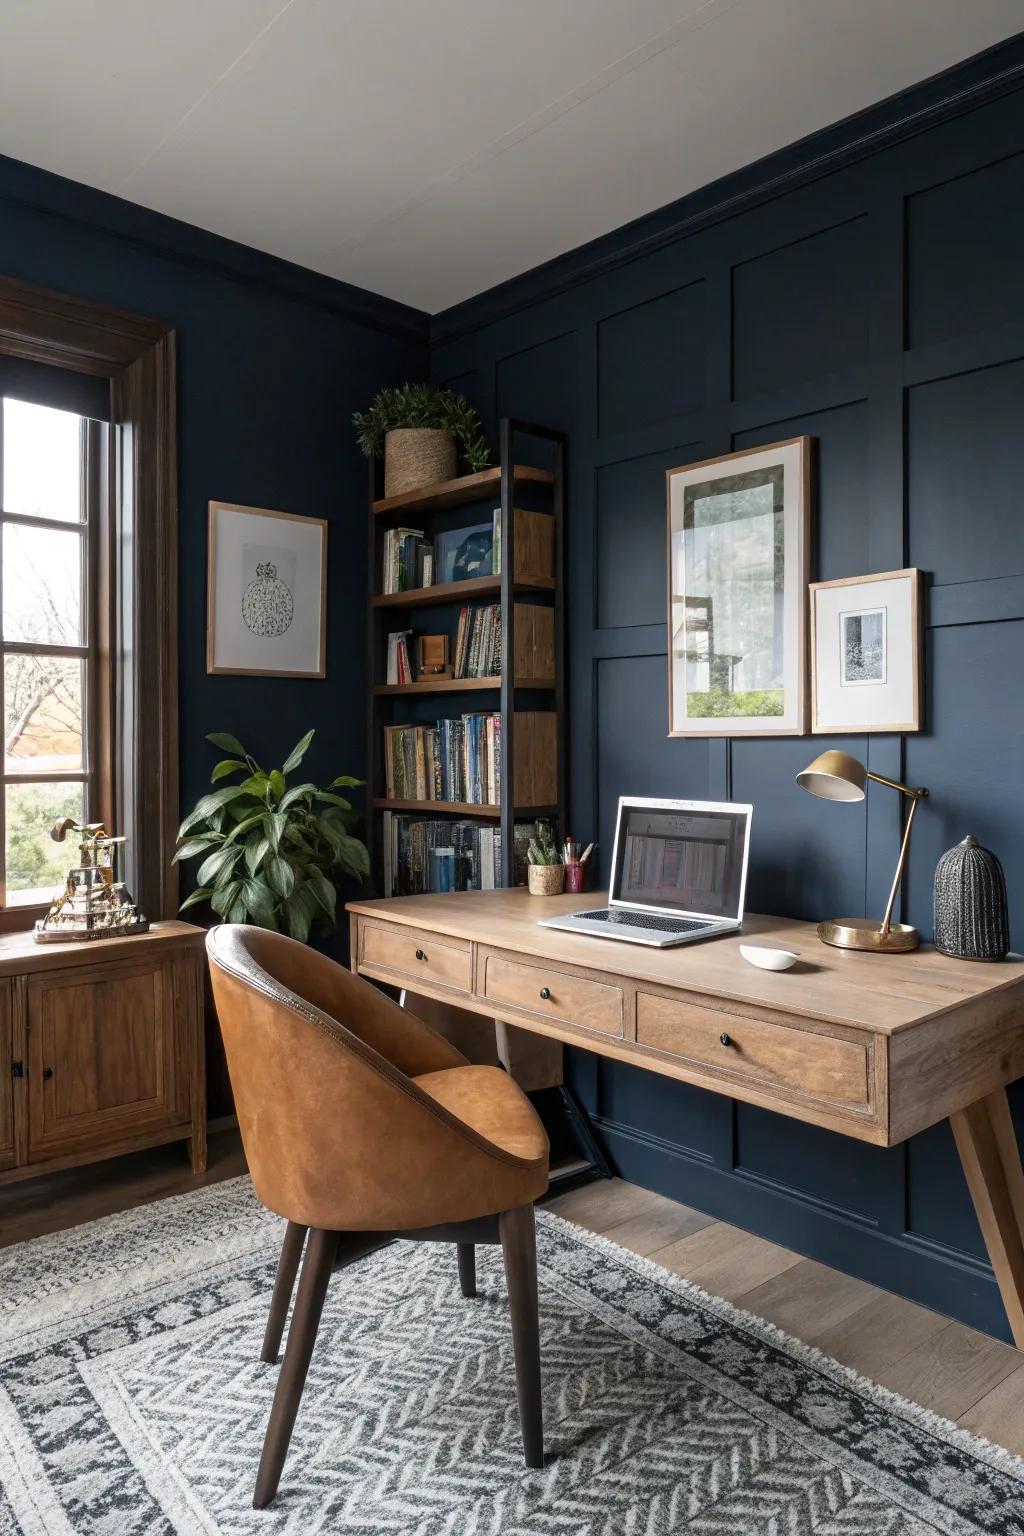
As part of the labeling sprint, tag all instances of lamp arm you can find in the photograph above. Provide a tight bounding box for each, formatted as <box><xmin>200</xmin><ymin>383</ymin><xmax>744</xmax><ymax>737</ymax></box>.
<box><xmin>865</xmin><ymin>769</ymin><xmax>928</xmax><ymax>798</ymax></box>
<box><xmin>880</xmin><ymin>790</ymin><xmax>922</xmax><ymax>936</ymax></box>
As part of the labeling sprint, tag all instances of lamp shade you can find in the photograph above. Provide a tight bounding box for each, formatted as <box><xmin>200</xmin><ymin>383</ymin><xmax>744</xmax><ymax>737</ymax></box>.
<box><xmin>796</xmin><ymin>750</ymin><xmax>867</xmax><ymax>803</ymax></box>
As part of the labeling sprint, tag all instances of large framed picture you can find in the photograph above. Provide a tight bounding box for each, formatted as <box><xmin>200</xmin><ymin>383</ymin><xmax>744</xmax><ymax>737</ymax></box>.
<box><xmin>207</xmin><ymin>501</ymin><xmax>327</xmax><ymax>677</ymax></box>
<box><xmin>809</xmin><ymin>568</ymin><xmax>921</xmax><ymax>734</ymax></box>
<box><xmin>666</xmin><ymin>438</ymin><xmax>811</xmax><ymax>736</ymax></box>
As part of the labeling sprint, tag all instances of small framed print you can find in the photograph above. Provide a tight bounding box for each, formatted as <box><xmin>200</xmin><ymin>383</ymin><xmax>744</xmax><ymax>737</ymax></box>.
<box><xmin>207</xmin><ymin>501</ymin><xmax>327</xmax><ymax>677</ymax></box>
<box><xmin>810</xmin><ymin>568</ymin><xmax>921</xmax><ymax>733</ymax></box>
<box><xmin>666</xmin><ymin>437</ymin><xmax>812</xmax><ymax>736</ymax></box>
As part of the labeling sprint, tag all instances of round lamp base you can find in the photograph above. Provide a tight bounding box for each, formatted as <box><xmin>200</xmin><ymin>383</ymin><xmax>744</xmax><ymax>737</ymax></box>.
<box><xmin>817</xmin><ymin>917</ymin><xmax>920</xmax><ymax>953</ymax></box>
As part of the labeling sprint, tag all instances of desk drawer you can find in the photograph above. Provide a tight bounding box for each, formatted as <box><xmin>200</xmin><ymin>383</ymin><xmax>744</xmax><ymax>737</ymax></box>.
<box><xmin>636</xmin><ymin>992</ymin><xmax>869</xmax><ymax>1108</ymax></box>
<box><xmin>482</xmin><ymin>952</ymin><xmax>623</xmax><ymax>1037</ymax></box>
<box><xmin>360</xmin><ymin>923</ymin><xmax>471</xmax><ymax>993</ymax></box>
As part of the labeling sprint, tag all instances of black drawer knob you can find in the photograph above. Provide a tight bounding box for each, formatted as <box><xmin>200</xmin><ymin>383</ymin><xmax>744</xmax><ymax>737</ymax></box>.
<box><xmin>719</xmin><ymin>1033</ymin><xmax>732</xmax><ymax>1048</ymax></box>
<box><xmin>11</xmin><ymin>1060</ymin><xmax>23</xmax><ymax>1079</ymax></box>
<box><xmin>415</xmin><ymin>948</ymin><xmax>426</xmax><ymax>960</ymax></box>
<box><xmin>539</xmin><ymin>986</ymin><xmax>551</xmax><ymax>1000</ymax></box>
<box><xmin>42</xmin><ymin>1066</ymin><xmax>54</xmax><ymax>1080</ymax></box>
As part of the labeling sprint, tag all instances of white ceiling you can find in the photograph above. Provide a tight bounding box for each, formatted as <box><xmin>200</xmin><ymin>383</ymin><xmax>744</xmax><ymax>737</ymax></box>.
<box><xmin>1</xmin><ymin>1</ymin><xmax>1021</xmax><ymax>313</ymax></box>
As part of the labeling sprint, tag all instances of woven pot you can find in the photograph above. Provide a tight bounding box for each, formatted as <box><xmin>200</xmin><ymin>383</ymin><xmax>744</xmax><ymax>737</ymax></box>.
<box><xmin>933</xmin><ymin>834</ymin><xmax>1010</xmax><ymax>961</ymax></box>
<box><xmin>383</xmin><ymin>429</ymin><xmax>456</xmax><ymax>498</ymax></box>
<box><xmin>528</xmin><ymin>863</ymin><xmax>564</xmax><ymax>897</ymax></box>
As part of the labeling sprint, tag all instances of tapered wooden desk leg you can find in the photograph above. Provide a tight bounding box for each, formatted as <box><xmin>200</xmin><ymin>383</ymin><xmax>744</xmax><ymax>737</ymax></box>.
<box><xmin>951</xmin><ymin>1088</ymin><xmax>1024</xmax><ymax>1349</ymax></box>
<box><xmin>457</xmin><ymin>1242</ymin><xmax>476</xmax><ymax>1298</ymax></box>
<box><xmin>254</xmin><ymin>1228</ymin><xmax>338</xmax><ymax>1508</ymax></box>
<box><xmin>261</xmin><ymin>1222</ymin><xmax>308</xmax><ymax>1363</ymax></box>
<box><xmin>499</xmin><ymin>1205</ymin><xmax>543</xmax><ymax>1468</ymax></box>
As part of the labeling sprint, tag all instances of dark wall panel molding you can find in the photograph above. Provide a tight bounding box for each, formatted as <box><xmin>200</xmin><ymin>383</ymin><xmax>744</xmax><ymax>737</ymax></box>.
<box><xmin>432</xmin><ymin>35</ymin><xmax>1024</xmax><ymax>344</ymax></box>
<box><xmin>431</xmin><ymin>64</ymin><xmax>1024</xmax><ymax>1341</ymax></box>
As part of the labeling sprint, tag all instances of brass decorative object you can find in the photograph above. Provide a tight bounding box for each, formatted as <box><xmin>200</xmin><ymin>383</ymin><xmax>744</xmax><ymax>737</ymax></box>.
<box><xmin>796</xmin><ymin>749</ymin><xmax>928</xmax><ymax>953</ymax></box>
<box><xmin>34</xmin><ymin>819</ymin><xmax>149</xmax><ymax>943</ymax></box>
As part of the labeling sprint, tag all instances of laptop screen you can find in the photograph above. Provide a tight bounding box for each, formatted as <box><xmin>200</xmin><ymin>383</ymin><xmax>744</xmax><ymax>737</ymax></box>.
<box><xmin>611</xmin><ymin>802</ymin><xmax>749</xmax><ymax>920</ymax></box>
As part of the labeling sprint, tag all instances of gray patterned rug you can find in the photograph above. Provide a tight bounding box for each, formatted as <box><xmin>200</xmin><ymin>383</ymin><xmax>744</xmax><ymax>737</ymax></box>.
<box><xmin>1</xmin><ymin>1180</ymin><xmax>1022</xmax><ymax>1535</ymax></box>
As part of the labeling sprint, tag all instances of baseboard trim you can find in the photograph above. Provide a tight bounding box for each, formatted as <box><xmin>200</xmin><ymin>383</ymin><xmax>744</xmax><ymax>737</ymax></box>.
<box><xmin>592</xmin><ymin>1114</ymin><xmax>1009</xmax><ymax>1343</ymax></box>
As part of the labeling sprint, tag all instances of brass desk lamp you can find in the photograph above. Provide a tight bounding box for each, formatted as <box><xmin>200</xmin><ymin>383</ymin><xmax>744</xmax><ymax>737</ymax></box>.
<box><xmin>796</xmin><ymin>749</ymin><xmax>929</xmax><ymax>953</ymax></box>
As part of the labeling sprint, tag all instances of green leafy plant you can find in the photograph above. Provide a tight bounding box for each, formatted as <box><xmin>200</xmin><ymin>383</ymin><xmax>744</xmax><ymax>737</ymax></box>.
<box><xmin>527</xmin><ymin>824</ymin><xmax>559</xmax><ymax>866</ymax></box>
<box><xmin>352</xmin><ymin>384</ymin><xmax>490</xmax><ymax>474</ymax></box>
<box><xmin>174</xmin><ymin>730</ymin><xmax>369</xmax><ymax>941</ymax></box>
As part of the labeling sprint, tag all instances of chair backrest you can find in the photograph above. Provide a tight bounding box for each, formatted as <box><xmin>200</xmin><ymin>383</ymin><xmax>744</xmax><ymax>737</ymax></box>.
<box><xmin>206</xmin><ymin>924</ymin><xmax>524</xmax><ymax>1231</ymax></box>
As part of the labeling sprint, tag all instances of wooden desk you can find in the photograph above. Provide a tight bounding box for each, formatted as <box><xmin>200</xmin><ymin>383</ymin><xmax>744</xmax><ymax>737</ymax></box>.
<box><xmin>347</xmin><ymin>888</ymin><xmax>1024</xmax><ymax>1346</ymax></box>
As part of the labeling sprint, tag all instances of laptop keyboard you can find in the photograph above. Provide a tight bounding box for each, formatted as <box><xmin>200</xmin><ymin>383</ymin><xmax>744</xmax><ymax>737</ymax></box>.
<box><xmin>574</xmin><ymin>909</ymin><xmax>713</xmax><ymax>935</ymax></box>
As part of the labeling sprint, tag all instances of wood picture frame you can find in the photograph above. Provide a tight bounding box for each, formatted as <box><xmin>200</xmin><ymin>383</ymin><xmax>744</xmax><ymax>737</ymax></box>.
<box><xmin>206</xmin><ymin>501</ymin><xmax>327</xmax><ymax>678</ymax></box>
<box><xmin>809</xmin><ymin>567</ymin><xmax>922</xmax><ymax>734</ymax></box>
<box><xmin>665</xmin><ymin>437</ymin><xmax>812</xmax><ymax>737</ymax></box>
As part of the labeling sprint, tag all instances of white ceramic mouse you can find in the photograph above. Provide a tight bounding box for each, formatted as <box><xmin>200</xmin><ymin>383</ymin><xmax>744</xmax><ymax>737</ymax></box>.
<box><xmin>739</xmin><ymin>944</ymin><xmax>799</xmax><ymax>972</ymax></box>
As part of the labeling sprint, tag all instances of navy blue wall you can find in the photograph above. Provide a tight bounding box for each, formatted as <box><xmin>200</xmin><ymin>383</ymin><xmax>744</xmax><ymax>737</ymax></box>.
<box><xmin>0</xmin><ymin>155</ymin><xmax>428</xmax><ymax>839</ymax></box>
<box><xmin>431</xmin><ymin>46</ymin><xmax>1024</xmax><ymax>1339</ymax></box>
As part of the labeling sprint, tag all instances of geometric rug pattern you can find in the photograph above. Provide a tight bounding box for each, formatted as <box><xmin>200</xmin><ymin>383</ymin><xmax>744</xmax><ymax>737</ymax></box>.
<box><xmin>1</xmin><ymin>1178</ymin><xmax>1022</xmax><ymax>1534</ymax></box>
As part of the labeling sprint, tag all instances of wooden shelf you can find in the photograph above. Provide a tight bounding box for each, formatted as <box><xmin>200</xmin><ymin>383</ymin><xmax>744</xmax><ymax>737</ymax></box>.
<box><xmin>373</xmin><ymin>464</ymin><xmax>553</xmax><ymax>519</ymax></box>
<box><xmin>373</xmin><ymin>799</ymin><xmax>558</xmax><ymax>818</ymax></box>
<box><xmin>372</xmin><ymin>574</ymin><xmax>554</xmax><ymax>610</ymax></box>
<box><xmin>374</xmin><ymin>675</ymin><xmax>553</xmax><ymax>696</ymax></box>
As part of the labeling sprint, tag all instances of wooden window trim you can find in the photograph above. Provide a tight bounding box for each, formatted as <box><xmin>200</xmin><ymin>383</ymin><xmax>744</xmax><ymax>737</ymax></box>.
<box><xmin>0</xmin><ymin>276</ymin><xmax>178</xmax><ymax>922</ymax></box>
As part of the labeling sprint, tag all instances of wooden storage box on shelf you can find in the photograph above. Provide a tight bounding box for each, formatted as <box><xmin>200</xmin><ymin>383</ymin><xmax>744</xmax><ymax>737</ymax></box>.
<box><xmin>511</xmin><ymin>509</ymin><xmax>555</xmax><ymax>587</ymax></box>
<box><xmin>513</xmin><ymin>604</ymin><xmax>555</xmax><ymax>686</ymax></box>
<box><xmin>512</xmin><ymin>712</ymin><xmax>558</xmax><ymax>808</ymax></box>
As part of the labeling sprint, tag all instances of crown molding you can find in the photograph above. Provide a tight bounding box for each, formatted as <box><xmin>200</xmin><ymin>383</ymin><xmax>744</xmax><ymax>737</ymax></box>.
<box><xmin>431</xmin><ymin>33</ymin><xmax>1024</xmax><ymax>346</ymax></box>
<box><xmin>0</xmin><ymin>153</ymin><xmax>430</xmax><ymax>345</ymax></box>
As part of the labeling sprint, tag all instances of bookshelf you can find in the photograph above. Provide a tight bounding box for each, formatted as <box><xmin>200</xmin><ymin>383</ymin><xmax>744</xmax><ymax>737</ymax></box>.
<box><xmin>366</xmin><ymin>418</ymin><xmax>566</xmax><ymax>893</ymax></box>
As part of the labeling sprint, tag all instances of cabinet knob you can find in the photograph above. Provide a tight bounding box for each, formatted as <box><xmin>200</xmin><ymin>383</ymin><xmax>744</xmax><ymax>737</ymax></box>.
<box><xmin>42</xmin><ymin>1066</ymin><xmax>54</xmax><ymax>1080</ymax></box>
<box><xmin>539</xmin><ymin>986</ymin><xmax>551</xmax><ymax>1000</ymax></box>
<box><xmin>719</xmin><ymin>1033</ymin><xmax>732</xmax><ymax>1048</ymax></box>
<box><xmin>11</xmin><ymin>1060</ymin><xmax>23</xmax><ymax>1079</ymax></box>
<box><xmin>415</xmin><ymin>948</ymin><xmax>426</xmax><ymax>961</ymax></box>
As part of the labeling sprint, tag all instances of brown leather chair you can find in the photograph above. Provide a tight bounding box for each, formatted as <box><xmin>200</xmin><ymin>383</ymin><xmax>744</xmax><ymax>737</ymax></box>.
<box><xmin>206</xmin><ymin>924</ymin><xmax>550</xmax><ymax>1507</ymax></box>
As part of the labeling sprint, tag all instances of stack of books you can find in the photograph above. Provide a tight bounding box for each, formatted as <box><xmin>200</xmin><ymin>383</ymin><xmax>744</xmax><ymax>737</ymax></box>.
<box><xmin>381</xmin><ymin>813</ymin><xmax>545</xmax><ymax>896</ymax></box>
<box><xmin>383</xmin><ymin>713</ymin><xmax>501</xmax><ymax>804</ymax></box>
<box><xmin>386</xmin><ymin>630</ymin><xmax>413</xmax><ymax>685</ymax></box>
<box><xmin>453</xmin><ymin>604</ymin><xmax>502</xmax><ymax>678</ymax></box>
<box><xmin>382</xmin><ymin>527</ymin><xmax>433</xmax><ymax>594</ymax></box>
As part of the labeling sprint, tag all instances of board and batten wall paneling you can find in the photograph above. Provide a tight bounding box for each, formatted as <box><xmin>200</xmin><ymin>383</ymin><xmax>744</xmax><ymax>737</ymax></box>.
<box><xmin>431</xmin><ymin>68</ymin><xmax>1024</xmax><ymax>1342</ymax></box>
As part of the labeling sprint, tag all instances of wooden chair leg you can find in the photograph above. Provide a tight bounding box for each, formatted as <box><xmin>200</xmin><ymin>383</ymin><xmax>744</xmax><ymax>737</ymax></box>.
<box><xmin>457</xmin><ymin>1242</ymin><xmax>476</xmax><ymax>1298</ymax></box>
<box><xmin>253</xmin><ymin>1227</ymin><xmax>338</xmax><ymax>1508</ymax></box>
<box><xmin>261</xmin><ymin>1221</ymin><xmax>308</xmax><ymax>1363</ymax></box>
<box><xmin>499</xmin><ymin>1204</ymin><xmax>543</xmax><ymax>1469</ymax></box>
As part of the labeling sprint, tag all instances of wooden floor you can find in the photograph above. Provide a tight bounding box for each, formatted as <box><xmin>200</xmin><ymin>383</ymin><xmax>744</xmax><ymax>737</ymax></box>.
<box><xmin>2</xmin><ymin>1135</ymin><xmax>1022</xmax><ymax>1458</ymax></box>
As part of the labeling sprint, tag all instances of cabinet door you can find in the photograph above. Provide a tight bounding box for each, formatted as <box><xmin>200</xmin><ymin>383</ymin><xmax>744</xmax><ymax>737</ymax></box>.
<box><xmin>27</xmin><ymin>956</ymin><xmax>187</xmax><ymax>1163</ymax></box>
<box><xmin>0</xmin><ymin>980</ymin><xmax>14</xmax><ymax>1171</ymax></box>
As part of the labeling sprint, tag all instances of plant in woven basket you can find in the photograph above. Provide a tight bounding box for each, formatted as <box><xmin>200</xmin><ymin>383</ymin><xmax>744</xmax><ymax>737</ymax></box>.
<box><xmin>527</xmin><ymin>824</ymin><xmax>560</xmax><ymax>866</ymax></box>
<box><xmin>352</xmin><ymin>384</ymin><xmax>490</xmax><ymax>473</ymax></box>
<box><xmin>174</xmin><ymin>730</ymin><xmax>369</xmax><ymax>941</ymax></box>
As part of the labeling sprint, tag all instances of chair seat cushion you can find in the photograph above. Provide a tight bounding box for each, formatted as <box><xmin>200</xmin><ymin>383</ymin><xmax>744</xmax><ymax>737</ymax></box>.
<box><xmin>413</xmin><ymin>1065</ymin><xmax>549</xmax><ymax>1167</ymax></box>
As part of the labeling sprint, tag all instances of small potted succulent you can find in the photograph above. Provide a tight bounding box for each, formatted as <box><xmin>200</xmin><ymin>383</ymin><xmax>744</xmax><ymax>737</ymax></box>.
<box><xmin>527</xmin><ymin>824</ymin><xmax>564</xmax><ymax>896</ymax></box>
<box><xmin>353</xmin><ymin>383</ymin><xmax>490</xmax><ymax>498</ymax></box>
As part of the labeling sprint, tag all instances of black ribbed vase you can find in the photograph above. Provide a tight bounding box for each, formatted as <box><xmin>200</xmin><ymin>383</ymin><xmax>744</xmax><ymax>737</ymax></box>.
<box><xmin>933</xmin><ymin>835</ymin><xmax>1010</xmax><ymax>961</ymax></box>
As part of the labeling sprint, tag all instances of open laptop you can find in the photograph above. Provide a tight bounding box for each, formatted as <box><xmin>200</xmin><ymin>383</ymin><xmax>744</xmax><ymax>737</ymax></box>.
<box><xmin>539</xmin><ymin>796</ymin><xmax>752</xmax><ymax>948</ymax></box>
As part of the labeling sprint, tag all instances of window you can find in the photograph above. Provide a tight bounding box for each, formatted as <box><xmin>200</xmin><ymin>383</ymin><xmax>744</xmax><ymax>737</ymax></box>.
<box><xmin>0</xmin><ymin>397</ymin><xmax>103</xmax><ymax>907</ymax></box>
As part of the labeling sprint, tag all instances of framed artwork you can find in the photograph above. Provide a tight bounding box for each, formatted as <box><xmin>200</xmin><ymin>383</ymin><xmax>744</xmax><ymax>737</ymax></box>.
<box><xmin>207</xmin><ymin>501</ymin><xmax>327</xmax><ymax>677</ymax></box>
<box><xmin>666</xmin><ymin>437</ymin><xmax>811</xmax><ymax>736</ymax></box>
<box><xmin>809</xmin><ymin>568</ymin><xmax>921</xmax><ymax>733</ymax></box>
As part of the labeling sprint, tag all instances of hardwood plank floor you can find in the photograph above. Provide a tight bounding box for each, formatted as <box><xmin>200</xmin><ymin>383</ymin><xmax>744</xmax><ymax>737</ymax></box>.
<box><xmin>3</xmin><ymin>1139</ymin><xmax>1023</xmax><ymax>1462</ymax></box>
<box><xmin>545</xmin><ymin>1175</ymin><xmax>1024</xmax><ymax>1457</ymax></box>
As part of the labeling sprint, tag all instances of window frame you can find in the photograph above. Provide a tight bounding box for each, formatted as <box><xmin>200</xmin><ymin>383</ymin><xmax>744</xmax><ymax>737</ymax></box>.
<box><xmin>0</xmin><ymin>276</ymin><xmax>178</xmax><ymax>928</ymax></box>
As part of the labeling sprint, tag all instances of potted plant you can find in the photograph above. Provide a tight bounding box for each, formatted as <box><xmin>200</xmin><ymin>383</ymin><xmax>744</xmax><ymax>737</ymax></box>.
<box><xmin>527</xmin><ymin>824</ymin><xmax>564</xmax><ymax>896</ymax></box>
<box><xmin>353</xmin><ymin>383</ymin><xmax>490</xmax><ymax>498</ymax></box>
<box><xmin>174</xmin><ymin>729</ymin><xmax>369</xmax><ymax>941</ymax></box>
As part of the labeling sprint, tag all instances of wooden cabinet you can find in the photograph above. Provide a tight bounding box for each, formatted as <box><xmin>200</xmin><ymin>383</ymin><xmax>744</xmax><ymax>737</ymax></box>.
<box><xmin>0</xmin><ymin>921</ymin><xmax>205</xmax><ymax>1186</ymax></box>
